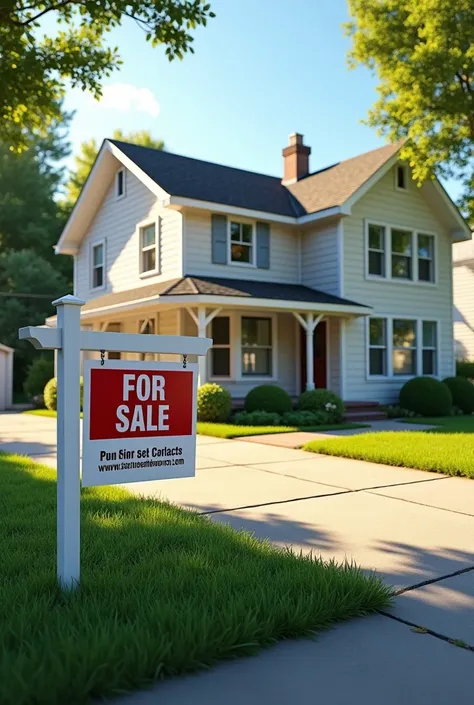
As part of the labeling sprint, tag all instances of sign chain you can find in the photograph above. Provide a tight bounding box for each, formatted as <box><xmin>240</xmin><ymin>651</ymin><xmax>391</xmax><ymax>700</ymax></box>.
<box><xmin>100</xmin><ymin>350</ymin><xmax>105</xmax><ymax>366</ymax></box>
<box><xmin>182</xmin><ymin>354</ymin><xmax>187</xmax><ymax>369</ymax></box>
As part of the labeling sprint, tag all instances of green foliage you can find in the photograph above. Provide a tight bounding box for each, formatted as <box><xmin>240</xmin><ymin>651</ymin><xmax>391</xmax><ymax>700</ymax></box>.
<box><xmin>282</xmin><ymin>410</ymin><xmax>333</xmax><ymax>426</ymax></box>
<box><xmin>43</xmin><ymin>377</ymin><xmax>57</xmax><ymax>411</ymax></box>
<box><xmin>456</xmin><ymin>360</ymin><xmax>474</xmax><ymax>379</ymax></box>
<box><xmin>233</xmin><ymin>410</ymin><xmax>281</xmax><ymax>426</ymax></box>
<box><xmin>385</xmin><ymin>405</ymin><xmax>419</xmax><ymax>419</ymax></box>
<box><xmin>442</xmin><ymin>376</ymin><xmax>474</xmax><ymax>414</ymax></box>
<box><xmin>23</xmin><ymin>356</ymin><xmax>54</xmax><ymax>400</ymax></box>
<box><xmin>197</xmin><ymin>383</ymin><xmax>232</xmax><ymax>422</ymax></box>
<box><xmin>64</xmin><ymin>129</ymin><xmax>165</xmax><ymax>206</ymax></box>
<box><xmin>298</xmin><ymin>389</ymin><xmax>344</xmax><ymax>422</ymax></box>
<box><xmin>244</xmin><ymin>385</ymin><xmax>293</xmax><ymax>414</ymax></box>
<box><xmin>0</xmin><ymin>453</ymin><xmax>391</xmax><ymax>704</ymax></box>
<box><xmin>1</xmin><ymin>3</ymin><xmax>214</xmax><ymax>150</ymax></box>
<box><xmin>399</xmin><ymin>377</ymin><xmax>452</xmax><ymax>417</ymax></box>
<box><xmin>346</xmin><ymin>0</ymin><xmax>474</xmax><ymax>220</ymax></box>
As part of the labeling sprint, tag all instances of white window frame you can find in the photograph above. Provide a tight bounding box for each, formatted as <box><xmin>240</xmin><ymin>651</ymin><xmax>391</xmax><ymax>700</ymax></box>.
<box><xmin>366</xmin><ymin>315</ymin><xmax>440</xmax><ymax>380</ymax></box>
<box><xmin>416</xmin><ymin>232</ymin><xmax>436</xmax><ymax>284</ymax></box>
<box><xmin>394</xmin><ymin>164</ymin><xmax>408</xmax><ymax>193</ymax></box>
<box><xmin>90</xmin><ymin>239</ymin><xmax>106</xmax><ymax>292</ymax></box>
<box><xmin>390</xmin><ymin>227</ymin><xmax>413</xmax><ymax>282</ymax></box>
<box><xmin>209</xmin><ymin>315</ymin><xmax>232</xmax><ymax>380</ymax></box>
<box><xmin>227</xmin><ymin>219</ymin><xmax>256</xmax><ymax>268</ymax></box>
<box><xmin>367</xmin><ymin>223</ymin><xmax>386</xmax><ymax>279</ymax></box>
<box><xmin>208</xmin><ymin>311</ymin><xmax>278</xmax><ymax>382</ymax></box>
<box><xmin>138</xmin><ymin>218</ymin><xmax>160</xmax><ymax>278</ymax></box>
<box><xmin>367</xmin><ymin>317</ymin><xmax>388</xmax><ymax>378</ymax></box>
<box><xmin>364</xmin><ymin>220</ymin><xmax>437</xmax><ymax>286</ymax></box>
<box><xmin>116</xmin><ymin>168</ymin><xmax>126</xmax><ymax>200</ymax></box>
<box><xmin>240</xmin><ymin>315</ymin><xmax>275</xmax><ymax>379</ymax></box>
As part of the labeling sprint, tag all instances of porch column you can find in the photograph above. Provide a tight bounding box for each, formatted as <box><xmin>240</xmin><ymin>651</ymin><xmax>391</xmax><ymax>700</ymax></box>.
<box><xmin>187</xmin><ymin>307</ymin><xmax>222</xmax><ymax>386</ymax></box>
<box><xmin>293</xmin><ymin>312</ymin><xmax>323</xmax><ymax>391</ymax></box>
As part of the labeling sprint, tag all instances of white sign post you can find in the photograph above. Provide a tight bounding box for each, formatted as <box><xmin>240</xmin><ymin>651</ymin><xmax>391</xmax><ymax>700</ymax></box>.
<box><xmin>19</xmin><ymin>294</ymin><xmax>212</xmax><ymax>590</ymax></box>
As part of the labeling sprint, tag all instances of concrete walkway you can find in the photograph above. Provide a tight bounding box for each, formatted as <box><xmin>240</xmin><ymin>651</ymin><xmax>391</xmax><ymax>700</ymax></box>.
<box><xmin>0</xmin><ymin>412</ymin><xmax>472</xmax><ymax>704</ymax></box>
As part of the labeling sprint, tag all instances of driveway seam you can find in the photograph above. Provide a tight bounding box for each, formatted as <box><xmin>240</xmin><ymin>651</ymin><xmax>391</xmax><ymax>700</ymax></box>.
<box><xmin>365</xmin><ymin>489</ymin><xmax>474</xmax><ymax>519</ymax></box>
<box><xmin>377</xmin><ymin>610</ymin><xmax>474</xmax><ymax>653</ymax></box>
<box><xmin>395</xmin><ymin>565</ymin><xmax>474</xmax><ymax>596</ymax></box>
<box><xmin>199</xmin><ymin>488</ymin><xmax>351</xmax><ymax>515</ymax></box>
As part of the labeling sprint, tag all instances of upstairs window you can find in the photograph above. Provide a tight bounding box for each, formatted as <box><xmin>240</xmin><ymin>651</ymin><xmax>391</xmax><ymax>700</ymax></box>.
<box><xmin>230</xmin><ymin>221</ymin><xmax>254</xmax><ymax>265</ymax></box>
<box><xmin>417</xmin><ymin>234</ymin><xmax>435</xmax><ymax>282</ymax></box>
<box><xmin>140</xmin><ymin>222</ymin><xmax>158</xmax><ymax>275</ymax></box>
<box><xmin>395</xmin><ymin>165</ymin><xmax>408</xmax><ymax>191</ymax></box>
<box><xmin>91</xmin><ymin>242</ymin><xmax>104</xmax><ymax>290</ymax></box>
<box><xmin>366</xmin><ymin>221</ymin><xmax>436</xmax><ymax>284</ymax></box>
<box><xmin>368</xmin><ymin>223</ymin><xmax>386</xmax><ymax>277</ymax></box>
<box><xmin>116</xmin><ymin>169</ymin><xmax>125</xmax><ymax>199</ymax></box>
<box><xmin>391</xmin><ymin>229</ymin><xmax>413</xmax><ymax>280</ymax></box>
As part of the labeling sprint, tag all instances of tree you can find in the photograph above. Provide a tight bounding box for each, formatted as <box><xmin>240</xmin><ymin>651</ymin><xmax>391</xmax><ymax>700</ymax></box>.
<box><xmin>346</xmin><ymin>1</ymin><xmax>474</xmax><ymax>220</ymax></box>
<box><xmin>0</xmin><ymin>250</ymin><xmax>68</xmax><ymax>391</ymax></box>
<box><xmin>65</xmin><ymin>129</ymin><xmax>165</xmax><ymax>205</ymax></box>
<box><xmin>0</xmin><ymin>0</ymin><xmax>214</xmax><ymax>151</ymax></box>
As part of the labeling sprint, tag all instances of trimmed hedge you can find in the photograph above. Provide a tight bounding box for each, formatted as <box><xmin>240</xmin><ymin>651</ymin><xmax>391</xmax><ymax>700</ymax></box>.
<box><xmin>456</xmin><ymin>360</ymin><xmax>474</xmax><ymax>380</ymax></box>
<box><xmin>244</xmin><ymin>385</ymin><xmax>292</xmax><ymax>414</ymax></box>
<box><xmin>197</xmin><ymin>383</ymin><xmax>232</xmax><ymax>422</ymax></box>
<box><xmin>233</xmin><ymin>410</ymin><xmax>281</xmax><ymax>426</ymax></box>
<box><xmin>442</xmin><ymin>376</ymin><xmax>474</xmax><ymax>414</ymax></box>
<box><xmin>43</xmin><ymin>377</ymin><xmax>85</xmax><ymax>412</ymax></box>
<box><xmin>298</xmin><ymin>389</ymin><xmax>344</xmax><ymax>423</ymax></box>
<box><xmin>281</xmin><ymin>410</ymin><xmax>333</xmax><ymax>426</ymax></box>
<box><xmin>399</xmin><ymin>377</ymin><xmax>452</xmax><ymax>417</ymax></box>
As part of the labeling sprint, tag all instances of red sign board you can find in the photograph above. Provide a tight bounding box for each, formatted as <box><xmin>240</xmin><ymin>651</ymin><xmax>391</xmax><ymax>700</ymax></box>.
<box><xmin>82</xmin><ymin>360</ymin><xmax>198</xmax><ymax>487</ymax></box>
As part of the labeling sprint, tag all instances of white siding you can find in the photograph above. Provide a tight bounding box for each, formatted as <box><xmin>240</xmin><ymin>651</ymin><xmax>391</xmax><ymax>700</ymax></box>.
<box><xmin>184</xmin><ymin>210</ymin><xmax>299</xmax><ymax>283</ymax></box>
<box><xmin>343</xmin><ymin>167</ymin><xmax>454</xmax><ymax>403</ymax></box>
<box><xmin>75</xmin><ymin>170</ymin><xmax>183</xmax><ymax>300</ymax></box>
<box><xmin>301</xmin><ymin>222</ymin><xmax>339</xmax><ymax>295</ymax></box>
<box><xmin>183</xmin><ymin>309</ymin><xmax>297</xmax><ymax>397</ymax></box>
<box><xmin>453</xmin><ymin>263</ymin><xmax>474</xmax><ymax>360</ymax></box>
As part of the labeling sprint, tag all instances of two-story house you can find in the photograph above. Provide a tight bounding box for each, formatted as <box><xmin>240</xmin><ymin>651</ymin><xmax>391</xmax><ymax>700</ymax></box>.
<box><xmin>54</xmin><ymin>134</ymin><xmax>470</xmax><ymax>404</ymax></box>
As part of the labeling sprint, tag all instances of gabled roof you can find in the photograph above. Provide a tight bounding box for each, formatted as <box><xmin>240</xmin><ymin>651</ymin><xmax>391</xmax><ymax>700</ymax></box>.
<box><xmin>109</xmin><ymin>139</ymin><xmax>402</xmax><ymax>218</ymax></box>
<box><xmin>81</xmin><ymin>275</ymin><xmax>370</xmax><ymax>315</ymax></box>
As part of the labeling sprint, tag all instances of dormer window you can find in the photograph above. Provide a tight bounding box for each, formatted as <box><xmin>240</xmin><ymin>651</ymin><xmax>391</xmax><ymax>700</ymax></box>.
<box><xmin>116</xmin><ymin>168</ymin><xmax>125</xmax><ymax>199</ymax></box>
<box><xmin>395</xmin><ymin>165</ymin><xmax>408</xmax><ymax>192</ymax></box>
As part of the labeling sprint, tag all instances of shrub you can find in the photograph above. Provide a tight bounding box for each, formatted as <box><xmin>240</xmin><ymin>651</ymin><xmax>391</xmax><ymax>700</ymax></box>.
<box><xmin>197</xmin><ymin>383</ymin><xmax>232</xmax><ymax>422</ymax></box>
<box><xmin>399</xmin><ymin>377</ymin><xmax>452</xmax><ymax>417</ymax></box>
<box><xmin>442</xmin><ymin>376</ymin><xmax>474</xmax><ymax>414</ymax></box>
<box><xmin>244</xmin><ymin>385</ymin><xmax>292</xmax><ymax>414</ymax></box>
<box><xmin>280</xmin><ymin>410</ymin><xmax>331</xmax><ymax>426</ymax></box>
<box><xmin>24</xmin><ymin>356</ymin><xmax>54</xmax><ymax>400</ymax></box>
<box><xmin>43</xmin><ymin>377</ymin><xmax>85</xmax><ymax>412</ymax></box>
<box><xmin>456</xmin><ymin>360</ymin><xmax>474</xmax><ymax>379</ymax></box>
<box><xmin>233</xmin><ymin>410</ymin><xmax>281</xmax><ymax>426</ymax></box>
<box><xmin>298</xmin><ymin>389</ymin><xmax>344</xmax><ymax>423</ymax></box>
<box><xmin>385</xmin><ymin>405</ymin><xmax>419</xmax><ymax>419</ymax></box>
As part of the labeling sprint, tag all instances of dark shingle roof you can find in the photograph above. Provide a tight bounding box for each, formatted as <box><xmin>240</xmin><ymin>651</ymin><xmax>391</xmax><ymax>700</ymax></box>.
<box><xmin>109</xmin><ymin>139</ymin><xmax>402</xmax><ymax>218</ymax></box>
<box><xmin>82</xmin><ymin>275</ymin><xmax>370</xmax><ymax>312</ymax></box>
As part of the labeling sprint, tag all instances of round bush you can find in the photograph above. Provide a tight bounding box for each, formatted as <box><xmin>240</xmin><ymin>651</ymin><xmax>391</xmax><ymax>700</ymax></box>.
<box><xmin>43</xmin><ymin>376</ymin><xmax>85</xmax><ymax>412</ymax></box>
<box><xmin>399</xmin><ymin>377</ymin><xmax>452</xmax><ymax>417</ymax></box>
<box><xmin>24</xmin><ymin>356</ymin><xmax>54</xmax><ymax>399</ymax></box>
<box><xmin>442</xmin><ymin>376</ymin><xmax>474</xmax><ymax>414</ymax></box>
<box><xmin>43</xmin><ymin>377</ymin><xmax>57</xmax><ymax>411</ymax></box>
<box><xmin>197</xmin><ymin>383</ymin><xmax>232</xmax><ymax>422</ymax></box>
<box><xmin>298</xmin><ymin>389</ymin><xmax>344</xmax><ymax>422</ymax></box>
<box><xmin>244</xmin><ymin>385</ymin><xmax>292</xmax><ymax>414</ymax></box>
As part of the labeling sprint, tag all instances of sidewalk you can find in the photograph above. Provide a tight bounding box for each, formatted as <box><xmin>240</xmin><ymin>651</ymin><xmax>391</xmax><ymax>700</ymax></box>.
<box><xmin>1</xmin><ymin>412</ymin><xmax>472</xmax><ymax>704</ymax></box>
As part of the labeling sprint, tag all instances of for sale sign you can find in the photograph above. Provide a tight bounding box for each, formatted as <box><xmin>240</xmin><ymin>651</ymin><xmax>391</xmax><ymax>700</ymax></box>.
<box><xmin>82</xmin><ymin>360</ymin><xmax>198</xmax><ymax>487</ymax></box>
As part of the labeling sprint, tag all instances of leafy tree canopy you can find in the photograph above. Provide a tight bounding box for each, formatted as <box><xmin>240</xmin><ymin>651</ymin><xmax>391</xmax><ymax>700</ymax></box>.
<box><xmin>0</xmin><ymin>0</ymin><xmax>214</xmax><ymax>150</ymax></box>
<box><xmin>65</xmin><ymin>128</ymin><xmax>165</xmax><ymax>205</ymax></box>
<box><xmin>346</xmin><ymin>0</ymin><xmax>474</xmax><ymax>220</ymax></box>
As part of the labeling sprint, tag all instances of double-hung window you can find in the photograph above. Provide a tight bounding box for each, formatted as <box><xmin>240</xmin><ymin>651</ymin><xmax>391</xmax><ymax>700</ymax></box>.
<box><xmin>91</xmin><ymin>242</ymin><xmax>104</xmax><ymax>289</ymax></box>
<box><xmin>368</xmin><ymin>317</ymin><xmax>438</xmax><ymax>378</ymax></box>
<box><xmin>211</xmin><ymin>317</ymin><xmax>231</xmax><ymax>377</ymax></box>
<box><xmin>392</xmin><ymin>319</ymin><xmax>417</xmax><ymax>375</ymax></box>
<box><xmin>140</xmin><ymin>222</ymin><xmax>158</xmax><ymax>275</ymax></box>
<box><xmin>230</xmin><ymin>222</ymin><xmax>254</xmax><ymax>264</ymax></box>
<box><xmin>422</xmin><ymin>321</ymin><xmax>437</xmax><ymax>375</ymax></box>
<box><xmin>368</xmin><ymin>224</ymin><xmax>386</xmax><ymax>277</ymax></box>
<box><xmin>368</xmin><ymin>318</ymin><xmax>387</xmax><ymax>376</ymax></box>
<box><xmin>391</xmin><ymin>229</ymin><xmax>413</xmax><ymax>280</ymax></box>
<box><xmin>241</xmin><ymin>317</ymin><xmax>272</xmax><ymax>376</ymax></box>
<box><xmin>417</xmin><ymin>234</ymin><xmax>435</xmax><ymax>282</ymax></box>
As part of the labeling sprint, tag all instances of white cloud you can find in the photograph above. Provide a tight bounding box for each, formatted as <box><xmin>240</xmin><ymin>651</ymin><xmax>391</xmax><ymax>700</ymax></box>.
<box><xmin>90</xmin><ymin>82</ymin><xmax>160</xmax><ymax>118</ymax></box>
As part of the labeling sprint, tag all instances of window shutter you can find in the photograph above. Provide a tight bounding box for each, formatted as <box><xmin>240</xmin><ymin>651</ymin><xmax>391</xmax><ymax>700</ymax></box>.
<box><xmin>256</xmin><ymin>222</ymin><xmax>270</xmax><ymax>269</ymax></box>
<box><xmin>211</xmin><ymin>214</ymin><xmax>228</xmax><ymax>264</ymax></box>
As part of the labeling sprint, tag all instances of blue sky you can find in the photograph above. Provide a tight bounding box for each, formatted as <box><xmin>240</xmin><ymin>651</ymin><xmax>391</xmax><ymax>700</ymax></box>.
<box><xmin>64</xmin><ymin>0</ymin><xmax>460</xmax><ymax>198</ymax></box>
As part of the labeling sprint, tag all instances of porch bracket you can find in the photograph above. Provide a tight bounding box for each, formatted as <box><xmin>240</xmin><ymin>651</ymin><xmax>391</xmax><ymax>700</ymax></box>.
<box><xmin>186</xmin><ymin>306</ymin><xmax>222</xmax><ymax>385</ymax></box>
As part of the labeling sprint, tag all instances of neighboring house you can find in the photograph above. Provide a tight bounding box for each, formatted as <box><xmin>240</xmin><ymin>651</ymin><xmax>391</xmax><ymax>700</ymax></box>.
<box><xmin>453</xmin><ymin>238</ymin><xmax>474</xmax><ymax>360</ymax></box>
<box><xmin>53</xmin><ymin>134</ymin><xmax>471</xmax><ymax>404</ymax></box>
<box><xmin>0</xmin><ymin>343</ymin><xmax>14</xmax><ymax>411</ymax></box>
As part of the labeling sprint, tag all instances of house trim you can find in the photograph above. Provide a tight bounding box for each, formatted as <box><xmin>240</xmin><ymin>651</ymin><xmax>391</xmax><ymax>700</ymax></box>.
<box><xmin>136</xmin><ymin>216</ymin><xmax>161</xmax><ymax>279</ymax></box>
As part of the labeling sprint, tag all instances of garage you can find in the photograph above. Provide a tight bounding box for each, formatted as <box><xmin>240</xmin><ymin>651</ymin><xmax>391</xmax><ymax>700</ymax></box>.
<box><xmin>0</xmin><ymin>343</ymin><xmax>14</xmax><ymax>411</ymax></box>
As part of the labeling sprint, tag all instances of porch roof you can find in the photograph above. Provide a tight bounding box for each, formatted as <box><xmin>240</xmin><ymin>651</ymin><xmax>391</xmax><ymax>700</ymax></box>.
<box><xmin>79</xmin><ymin>275</ymin><xmax>371</xmax><ymax>318</ymax></box>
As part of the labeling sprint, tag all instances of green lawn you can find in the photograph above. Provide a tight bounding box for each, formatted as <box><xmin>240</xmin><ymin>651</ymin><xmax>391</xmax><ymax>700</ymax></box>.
<box><xmin>23</xmin><ymin>411</ymin><xmax>367</xmax><ymax>437</ymax></box>
<box><xmin>0</xmin><ymin>452</ymin><xmax>391</xmax><ymax>705</ymax></box>
<box><xmin>304</xmin><ymin>416</ymin><xmax>474</xmax><ymax>478</ymax></box>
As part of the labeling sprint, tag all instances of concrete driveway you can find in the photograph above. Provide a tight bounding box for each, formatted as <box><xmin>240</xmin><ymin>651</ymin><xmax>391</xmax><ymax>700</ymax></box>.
<box><xmin>1</xmin><ymin>412</ymin><xmax>473</xmax><ymax>703</ymax></box>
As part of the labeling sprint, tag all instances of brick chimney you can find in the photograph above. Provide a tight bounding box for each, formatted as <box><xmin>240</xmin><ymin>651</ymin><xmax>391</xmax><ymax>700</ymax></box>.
<box><xmin>282</xmin><ymin>133</ymin><xmax>311</xmax><ymax>184</ymax></box>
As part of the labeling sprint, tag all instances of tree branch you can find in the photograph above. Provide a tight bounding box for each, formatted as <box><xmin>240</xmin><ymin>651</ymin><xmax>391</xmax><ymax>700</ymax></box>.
<box><xmin>10</xmin><ymin>0</ymin><xmax>77</xmax><ymax>26</ymax></box>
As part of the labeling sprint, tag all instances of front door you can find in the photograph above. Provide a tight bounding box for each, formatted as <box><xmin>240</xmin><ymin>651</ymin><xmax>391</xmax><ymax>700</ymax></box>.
<box><xmin>300</xmin><ymin>321</ymin><xmax>327</xmax><ymax>392</ymax></box>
